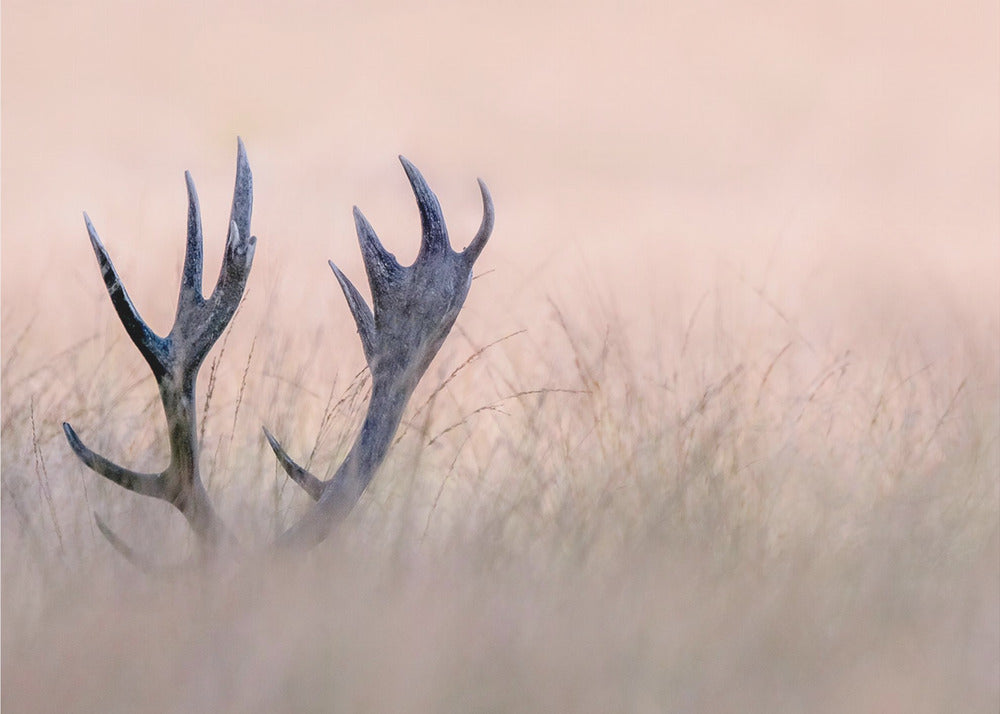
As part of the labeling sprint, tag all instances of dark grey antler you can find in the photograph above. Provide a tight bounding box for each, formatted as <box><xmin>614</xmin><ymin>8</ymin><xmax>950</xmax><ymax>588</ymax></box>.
<box><xmin>264</xmin><ymin>156</ymin><xmax>494</xmax><ymax>547</ymax></box>
<box><xmin>63</xmin><ymin>139</ymin><xmax>256</xmax><ymax>549</ymax></box>
<box><xmin>64</xmin><ymin>146</ymin><xmax>493</xmax><ymax>559</ymax></box>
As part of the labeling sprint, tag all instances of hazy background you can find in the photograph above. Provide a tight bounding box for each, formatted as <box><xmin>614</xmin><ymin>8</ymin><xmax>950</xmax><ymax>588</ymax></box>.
<box><xmin>3</xmin><ymin>1</ymin><xmax>998</xmax><ymax>712</ymax></box>
<box><xmin>3</xmin><ymin>0</ymin><xmax>996</xmax><ymax>356</ymax></box>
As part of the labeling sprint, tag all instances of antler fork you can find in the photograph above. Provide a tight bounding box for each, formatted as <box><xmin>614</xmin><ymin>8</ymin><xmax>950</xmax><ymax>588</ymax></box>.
<box><xmin>264</xmin><ymin>156</ymin><xmax>493</xmax><ymax>547</ymax></box>
<box><xmin>63</xmin><ymin>139</ymin><xmax>256</xmax><ymax>549</ymax></box>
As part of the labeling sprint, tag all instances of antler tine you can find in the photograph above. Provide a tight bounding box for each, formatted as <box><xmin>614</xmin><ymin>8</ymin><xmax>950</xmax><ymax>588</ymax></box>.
<box><xmin>262</xmin><ymin>426</ymin><xmax>325</xmax><ymax>501</ymax></box>
<box><xmin>62</xmin><ymin>422</ymin><xmax>165</xmax><ymax>498</ymax></box>
<box><xmin>192</xmin><ymin>141</ymin><xmax>257</xmax><ymax>363</ymax></box>
<box><xmin>462</xmin><ymin>178</ymin><xmax>494</xmax><ymax>266</ymax></box>
<box><xmin>66</xmin><ymin>138</ymin><xmax>256</xmax><ymax>553</ymax></box>
<box><xmin>177</xmin><ymin>171</ymin><xmax>205</xmax><ymax>314</ymax></box>
<box><xmin>83</xmin><ymin>213</ymin><xmax>169</xmax><ymax>378</ymax></box>
<box><xmin>94</xmin><ymin>514</ymin><xmax>157</xmax><ymax>573</ymax></box>
<box><xmin>328</xmin><ymin>260</ymin><xmax>376</xmax><ymax>367</ymax></box>
<box><xmin>95</xmin><ymin>513</ymin><xmax>205</xmax><ymax>574</ymax></box>
<box><xmin>352</xmin><ymin>206</ymin><xmax>403</xmax><ymax>321</ymax></box>
<box><xmin>400</xmin><ymin>155</ymin><xmax>450</xmax><ymax>257</ymax></box>
<box><xmin>229</xmin><ymin>137</ymin><xmax>253</xmax><ymax>246</ymax></box>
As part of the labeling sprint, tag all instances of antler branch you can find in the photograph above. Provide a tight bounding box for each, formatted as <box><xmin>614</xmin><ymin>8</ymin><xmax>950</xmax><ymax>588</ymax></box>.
<box><xmin>265</xmin><ymin>157</ymin><xmax>494</xmax><ymax>547</ymax></box>
<box><xmin>64</xmin><ymin>139</ymin><xmax>257</xmax><ymax>550</ymax></box>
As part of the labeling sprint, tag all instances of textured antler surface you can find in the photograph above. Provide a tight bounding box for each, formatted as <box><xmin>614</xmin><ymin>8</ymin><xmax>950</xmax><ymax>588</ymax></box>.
<box><xmin>63</xmin><ymin>139</ymin><xmax>257</xmax><ymax>548</ymax></box>
<box><xmin>266</xmin><ymin>157</ymin><xmax>494</xmax><ymax>547</ymax></box>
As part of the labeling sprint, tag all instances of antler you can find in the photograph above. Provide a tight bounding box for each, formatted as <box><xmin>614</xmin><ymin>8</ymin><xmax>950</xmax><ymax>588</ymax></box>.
<box><xmin>63</xmin><ymin>139</ymin><xmax>257</xmax><ymax>550</ymax></box>
<box><xmin>64</xmin><ymin>146</ymin><xmax>492</xmax><ymax>558</ymax></box>
<box><xmin>264</xmin><ymin>156</ymin><xmax>494</xmax><ymax>548</ymax></box>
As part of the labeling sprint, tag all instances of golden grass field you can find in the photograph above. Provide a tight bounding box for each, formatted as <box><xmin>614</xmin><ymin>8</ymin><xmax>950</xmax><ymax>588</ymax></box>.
<box><xmin>2</xmin><ymin>1</ymin><xmax>998</xmax><ymax>711</ymax></box>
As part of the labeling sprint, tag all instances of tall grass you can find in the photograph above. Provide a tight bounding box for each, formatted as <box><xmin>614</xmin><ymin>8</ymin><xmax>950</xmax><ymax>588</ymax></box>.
<box><xmin>2</xmin><ymin>272</ymin><xmax>996</xmax><ymax>712</ymax></box>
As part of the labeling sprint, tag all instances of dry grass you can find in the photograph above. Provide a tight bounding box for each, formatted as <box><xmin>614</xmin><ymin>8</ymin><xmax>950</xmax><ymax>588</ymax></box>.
<box><xmin>2</xmin><ymin>1</ymin><xmax>998</xmax><ymax>712</ymax></box>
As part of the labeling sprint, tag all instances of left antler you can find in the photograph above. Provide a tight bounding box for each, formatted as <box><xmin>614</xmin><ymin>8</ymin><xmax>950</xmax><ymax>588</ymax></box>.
<box><xmin>63</xmin><ymin>139</ymin><xmax>256</xmax><ymax>550</ymax></box>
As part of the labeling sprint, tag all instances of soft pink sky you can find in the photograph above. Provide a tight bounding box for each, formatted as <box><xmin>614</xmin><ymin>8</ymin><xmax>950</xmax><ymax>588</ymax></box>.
<box><xmin>3</xmin><ymin>0</ymin><xmax>997</xmax><ymax>367</ymax></box>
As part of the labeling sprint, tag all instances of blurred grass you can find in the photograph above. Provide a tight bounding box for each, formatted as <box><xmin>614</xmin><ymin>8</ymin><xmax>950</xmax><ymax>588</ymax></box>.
<box><xmin>2</xmin><ymin>270</ymin><xmax>997</xmax><ymax>712</ymax></box>
<box><xmin>3</xmin><ymin>0</ymin><xmax>999</xmax><ymax>711</ymax></box>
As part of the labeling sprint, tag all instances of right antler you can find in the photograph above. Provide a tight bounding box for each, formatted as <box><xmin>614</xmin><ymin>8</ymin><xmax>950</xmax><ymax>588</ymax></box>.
<box><xmin>63</xmin><ymin>139</ymin><xmax>256</xmax><ymax>550</ymax></box>
<box><xmin>264</xmin><ymin>156</ymin><xmax>493</xmax><ymax>548</ymax></box>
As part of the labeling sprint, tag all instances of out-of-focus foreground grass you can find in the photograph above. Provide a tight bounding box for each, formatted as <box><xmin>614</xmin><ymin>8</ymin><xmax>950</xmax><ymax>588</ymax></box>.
<box><xmin>3</xmin><ymin>263</ymin><xmax>997</xmax><ymax>713</ymax></box>
<box><xmin>2</xmin><ymin>1</ymin><xmax>998</xmax><ymax>712</ymax></box>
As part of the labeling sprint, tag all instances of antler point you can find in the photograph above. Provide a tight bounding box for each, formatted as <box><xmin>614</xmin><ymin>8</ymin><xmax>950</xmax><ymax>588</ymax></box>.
<box><xmin>62</xmin><ymin>421</ymin><xmax>79</xmax><ymax>444</ymax></box>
